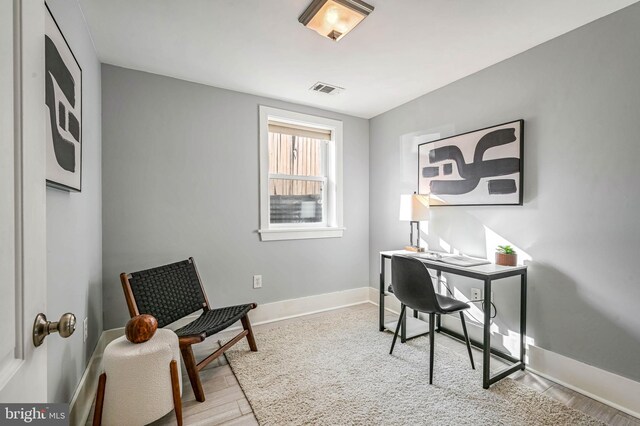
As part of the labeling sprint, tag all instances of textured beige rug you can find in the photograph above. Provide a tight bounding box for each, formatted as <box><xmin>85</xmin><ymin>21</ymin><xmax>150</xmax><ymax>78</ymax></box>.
<box><xmin>225</xmin><ymin>307</ymin><xmax>601</xmax><ymax>426</ymax></box>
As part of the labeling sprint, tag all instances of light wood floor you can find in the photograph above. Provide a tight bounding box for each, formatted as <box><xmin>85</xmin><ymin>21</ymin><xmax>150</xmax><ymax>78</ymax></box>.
<box><xmin>88</xmin><ymin>304</ymin><xmax>640</xmax><ymax>426</ymax></box>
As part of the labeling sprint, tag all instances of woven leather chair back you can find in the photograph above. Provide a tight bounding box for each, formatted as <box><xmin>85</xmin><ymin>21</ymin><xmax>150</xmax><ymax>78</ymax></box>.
<box><xmin>126</xmin><ymin>259</ymin><xmax>207</xmax><ymax>328</ymax></box>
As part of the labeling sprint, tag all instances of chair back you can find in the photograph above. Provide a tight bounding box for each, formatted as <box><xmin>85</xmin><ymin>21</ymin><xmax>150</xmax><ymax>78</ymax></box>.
<box><xmin>391</xmin><ymin>255</ymin><xmax>440</xmax><ymax>313</ymax></box>
<box><xmin>121</xmin><ymin>258</ymin><xmax>209</xmax><ymax>328</ymax></box>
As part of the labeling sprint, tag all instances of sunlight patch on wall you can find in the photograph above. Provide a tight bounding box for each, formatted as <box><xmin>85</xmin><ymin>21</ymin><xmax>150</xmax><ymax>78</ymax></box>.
<box><xmin>483</xmin><ymin>225</ymin><xmax>532</xmax><ymax>264</ymax></box>
<box><xmin>438</xmin><ymin>238</ymin><xmax>451</xmax><ymax>252</ymax></box>
<box><xmin>430</xmin><ymin>230</ymin><xmax>530</xmax><ymax>346</ymax></box>
<box><xmin>501</xmin><ymin>330</ymin><xmax>536</xmax><ymax>357</ymax></box>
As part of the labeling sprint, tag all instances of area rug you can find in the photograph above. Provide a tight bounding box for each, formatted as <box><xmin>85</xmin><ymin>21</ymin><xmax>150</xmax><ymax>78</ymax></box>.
<box><xmin>225</xmin><ymin>307</ymin><xmax>602</xmax><ymax>426</ymax></box>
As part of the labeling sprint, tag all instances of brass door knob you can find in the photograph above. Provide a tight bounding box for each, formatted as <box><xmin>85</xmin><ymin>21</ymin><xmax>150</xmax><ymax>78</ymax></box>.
<box><xmin>33</xmin><ymin>312</ymin><xmax>76</xmax><ymax>347</ymax></box>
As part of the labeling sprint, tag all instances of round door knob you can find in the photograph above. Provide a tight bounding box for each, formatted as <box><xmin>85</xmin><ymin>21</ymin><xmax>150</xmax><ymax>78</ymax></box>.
<box><xmin>33</xmin><ymin>312</ymin><xmax>77</xmax><ymax>347</ymax></box>
<box><xmin>57</xmin><ymin>313</ymin><xmax>76</xmax><ymax>338</ymax></box>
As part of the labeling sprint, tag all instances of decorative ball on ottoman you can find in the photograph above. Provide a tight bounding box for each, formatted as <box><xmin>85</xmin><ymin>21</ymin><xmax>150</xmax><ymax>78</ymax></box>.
<box><xmin>125</xmin><ymin>314</ymin><xmax>158</xmax><ymax>343</ymax></box>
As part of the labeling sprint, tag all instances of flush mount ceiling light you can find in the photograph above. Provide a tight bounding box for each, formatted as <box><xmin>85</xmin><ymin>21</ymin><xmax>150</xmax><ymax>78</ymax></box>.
<box><xmin>299</xmin><ymin>0</ymin><xmax>374</xmax><ymax>42</ymax></box>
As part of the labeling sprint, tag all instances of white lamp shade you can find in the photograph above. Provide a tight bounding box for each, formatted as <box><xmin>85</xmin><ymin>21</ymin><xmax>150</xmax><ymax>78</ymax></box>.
<box><xmin>399</xmin><ymin>194</ymin><xmax>430</xmax><ymax>221</ymax></box>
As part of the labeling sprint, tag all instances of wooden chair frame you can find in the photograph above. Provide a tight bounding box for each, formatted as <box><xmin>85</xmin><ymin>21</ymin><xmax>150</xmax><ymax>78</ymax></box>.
<box><xmin>120</xmin><ymin>259</ymin><xmax>258</xmax><ymax>402</ymax></box>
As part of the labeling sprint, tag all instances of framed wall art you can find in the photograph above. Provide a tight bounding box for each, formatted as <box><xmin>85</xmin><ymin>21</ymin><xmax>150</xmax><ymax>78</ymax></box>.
<box><xmin>418</xmin><ymin>120</ymin><xmax>523</xmax><ymax>206</ymax></box>
<box><xmin>45</xmin><ymin>3</ymin><xmax>82</xmax><ymax>192</ymax></box>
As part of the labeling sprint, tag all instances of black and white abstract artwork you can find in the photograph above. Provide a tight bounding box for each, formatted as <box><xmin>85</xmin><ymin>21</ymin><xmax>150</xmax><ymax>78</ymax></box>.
<box><xmin>418</xmin><ymin>120</ymin><xmax>523</xmax><ymax>206</ymax></box>
<box><xmin>45</xmin><ymin>4</ymin><xmax>82</xmax><ymax>192</ymax></box>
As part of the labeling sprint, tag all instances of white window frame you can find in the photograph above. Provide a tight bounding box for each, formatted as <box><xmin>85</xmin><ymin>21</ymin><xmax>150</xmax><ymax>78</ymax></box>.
<box><xmin>258</xmin><ymin>105</ymin><xmax>344</xmax><ymax>241</ymax></box>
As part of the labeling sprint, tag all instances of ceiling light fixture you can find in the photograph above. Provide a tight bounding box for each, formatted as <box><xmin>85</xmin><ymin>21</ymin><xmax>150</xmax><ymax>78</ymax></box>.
<box><xmin>299</xmin><ymin>0</ymin><xmax>374</xmax><ymax>42</ymax></box>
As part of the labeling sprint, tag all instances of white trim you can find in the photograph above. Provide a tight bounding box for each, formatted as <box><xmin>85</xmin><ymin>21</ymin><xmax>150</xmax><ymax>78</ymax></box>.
<box><xmin>367</xmin><ymin>287</ymin><xmax>640</xmax><ymax>418</ymax></box>
<box><xmin>70</xmin><ymin>287</ymin><xmax>370</xmax><ymax>425</ymax></box>
<box><xmin>526</xmin><ymin>346</ymin><xmax>640</xmax><ymax>418</ymax></box>
<box><xmin>0</xmin><ymin>360</ymin><xmax>23</xmax><ymax>392</ymax></box>
<box><xmin>249</xmin><ymin>287</ymin><xmax>368</xmax><ymax>325</ymax></box>
<box><xmin>258</xmin><ymin>226</ymin><xmax>345</xmax><ymax>241</ymax></box>
<box><xmin>258</xmin><ymin>105</ymin><xmax>343</xmax><ymax>241</ymax></box>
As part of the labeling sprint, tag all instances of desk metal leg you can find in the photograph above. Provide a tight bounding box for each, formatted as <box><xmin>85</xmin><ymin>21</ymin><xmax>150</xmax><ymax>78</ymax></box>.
<box><xmin>436</xmin><ymin>271</ymin><xmax>442</xmax><ymax>331</ymax></box>
<box><xmin>520</xmin><ymin>272</ymin><xmax>527</xmax><ymax>369</ymax></box>
<box><xmin>482</xmin><ymin>278</ymin><xmax>492</xmax><ymax>389</ymax></box>
<box><xmin>379</xmin><ymin>255</ymin><xmax>385</xmax><ymax>332</ymax></box>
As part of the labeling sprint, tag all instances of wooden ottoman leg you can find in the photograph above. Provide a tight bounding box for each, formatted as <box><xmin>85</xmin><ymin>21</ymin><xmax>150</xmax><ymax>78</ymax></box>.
<box><xmin>92</xmin><ymin>373</ymin><xmax>107</xmax><ymax>426</ymax></box>
<box><xmin>241</xmin><ymin>315</ymin><xmax>257</xmax><ymax>352</ymax></box>
<box><xmin>170</xmin><ymin>360</ymin><xmax>183</xmax><ymax>426</ymax></box>
<box><xmin>180</xmin><ymin>344</ymin><xmax>205</xmax><ymax>402</ymax></box>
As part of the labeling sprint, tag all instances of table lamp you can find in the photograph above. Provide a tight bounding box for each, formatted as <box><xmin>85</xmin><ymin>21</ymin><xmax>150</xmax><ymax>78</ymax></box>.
<box><xmin>399</xmin><ymin>193</ymin><xmax>430</xmax><ymax>252</ymax></box>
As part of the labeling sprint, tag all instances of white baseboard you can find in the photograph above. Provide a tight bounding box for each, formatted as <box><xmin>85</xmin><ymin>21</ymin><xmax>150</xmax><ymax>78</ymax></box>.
<box><xmin>69</xmin><ymin>286</ymin><xmax>371</xmax><ymax>425</ymax></box>
<box><xmin>250</xmin><ymin>286</ymin><xmax>371</xmax><ymax>325</ymax></box>
<box><xmin>368</xmin><ymin>286</ymin><xmax>640</xmax><ymax>419</ymax></box>
<box><xmin>526</xmin><ymin>346</ymin><xmax>640</xmax><ymax>418</ymax></box>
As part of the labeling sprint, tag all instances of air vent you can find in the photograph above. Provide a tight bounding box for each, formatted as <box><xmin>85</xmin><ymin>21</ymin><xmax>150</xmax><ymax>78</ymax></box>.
<box><xmin>310</xmin><ymin>82</ymin><xmax>344</xmax><ymax>95</ymax></box>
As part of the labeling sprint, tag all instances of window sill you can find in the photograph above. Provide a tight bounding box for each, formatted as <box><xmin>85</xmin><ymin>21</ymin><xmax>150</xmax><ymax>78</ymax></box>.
<box><xmin>258</xmin><ymin>227</ymin><xmax>345</xmax><ymax>241</ymax></box>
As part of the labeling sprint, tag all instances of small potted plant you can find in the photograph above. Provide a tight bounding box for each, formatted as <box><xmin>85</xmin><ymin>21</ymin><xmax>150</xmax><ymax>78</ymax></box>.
<box><xmin>495</xmin><ymin>245</ymin><xmax>517</xmax><ymax>266</ymax></box>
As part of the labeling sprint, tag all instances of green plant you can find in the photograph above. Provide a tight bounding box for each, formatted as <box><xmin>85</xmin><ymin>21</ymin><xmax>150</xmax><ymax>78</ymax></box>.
<box><xmin>496</xmin><ymin>245</ymin><xmax>516</xmax><ymax>255</ymax></box>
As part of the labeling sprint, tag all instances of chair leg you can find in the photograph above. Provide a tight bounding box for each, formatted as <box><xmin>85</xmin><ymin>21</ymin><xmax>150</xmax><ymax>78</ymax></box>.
<box><xmin>92</xmin><ymin>373</ymin><xmax>107</xmax><ymax>426</ymax></box>
<box><xmin>180</xmin><ymin>345</ymin><xmax>205</xmax><ymax>402</ymax></box>
<box><xmin>389</xmin><ymin>304</ymin><xmax>406</xmax><ymax>355</ymax></box>
<box><xmin>401</xmin><ymin>303</ymin><xmax>407</xmax><ymax>343</ymax></box>
<box><xmin>241</xmin><ymin>315</ymin><xmax>258</xmax><ymax>352</ymax></box>
<box><xmin>170</xmin><ymin>360</ymin><xmax>183</xmax><ymax>426</ymax></box>
<box><xmin>460</xmin><ymin>311</ymin><xmax>475</xmax><ymax>370</ymax></box>
<box><xmin>429</xmin><ymin>313</ymin><xmax>435</xmax><ymax>385</ymax></box>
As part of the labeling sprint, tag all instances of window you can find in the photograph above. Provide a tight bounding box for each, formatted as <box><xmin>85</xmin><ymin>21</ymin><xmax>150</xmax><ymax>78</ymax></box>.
<box><xmin>259</xmin><ymin>106</ymin><xmax>343</xmax><ymax>241</ymax></box>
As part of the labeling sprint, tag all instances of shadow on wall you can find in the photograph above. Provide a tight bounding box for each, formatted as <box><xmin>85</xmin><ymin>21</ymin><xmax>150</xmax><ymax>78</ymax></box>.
<box><xmin>53</xmin><ymin>345</ymin><xmax>77</xmax><ymax>403</ymax></box>
<box><xmin>422</xmin><ymin>207</ymin><xmax>532</xmax><ymax>261</ymax></box>
<box><xmin>417</xmin><ymin>207</ymin><xmax>640</xmax><ymax>376</ymax></box>
<box><xmin>412</xmin><ymin>209</ymin><xmax>528</xmax><ymax>356</ymax></box>
<box><xmin>526</xmin><ymin>261</ymin><xmax>640</xmax><ymax>375</ymax></box>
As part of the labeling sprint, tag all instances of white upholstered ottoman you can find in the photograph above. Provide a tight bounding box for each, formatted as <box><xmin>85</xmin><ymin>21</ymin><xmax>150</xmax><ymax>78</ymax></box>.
<box><xmin>93</xmin><ymin>329</ymin><xmax>182</xmax><ymax>426</ymax></box>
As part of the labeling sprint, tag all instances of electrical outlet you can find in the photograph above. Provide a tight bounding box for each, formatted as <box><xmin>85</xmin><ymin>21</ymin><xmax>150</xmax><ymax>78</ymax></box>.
<box><xmin>83</xmin><ymin>317</ymin><xmax>88</xmax><ymax>343</ymax></box>
<box><xmin>471</xmin><ymin>288</ymin><xmax>482</xmax><ymax>301</ymax></box>
<box><xmin>253</xmin><ymin>275</ymin><xmax>262</xmax><ymax>289</ymax></box>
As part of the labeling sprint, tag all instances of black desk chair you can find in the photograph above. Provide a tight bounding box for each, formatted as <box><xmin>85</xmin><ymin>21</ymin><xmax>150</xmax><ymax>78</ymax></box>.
<box><xmin>389</xmin><ymin>255</ymin><xmax>475</xmax><ymax>384</ymax></box>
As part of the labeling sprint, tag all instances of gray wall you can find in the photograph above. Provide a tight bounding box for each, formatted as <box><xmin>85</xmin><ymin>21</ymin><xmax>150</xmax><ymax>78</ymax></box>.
<box><xmin>369</xmin><ymin>3</ymin><xmax>640</xmax><ymax>381</ymax></box>
<box><xmin>46</xmin><ymin>0</ymin><xmax>102</xmax><ymax>402</ymax></box>
<box><xmin>101</xmin><ymin>65</ymin><xmax>370</xmax><ymax>330</ymax></box>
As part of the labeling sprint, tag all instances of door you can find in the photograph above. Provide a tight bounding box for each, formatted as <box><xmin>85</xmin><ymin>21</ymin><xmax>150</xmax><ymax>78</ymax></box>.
<box><xmin>0</xmin><ymin>0</ymin><xmax>47</xmax><ymax>402</ymax></box>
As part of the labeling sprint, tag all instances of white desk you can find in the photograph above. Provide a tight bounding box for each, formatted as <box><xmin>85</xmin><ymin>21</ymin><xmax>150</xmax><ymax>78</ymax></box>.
<box><xmin>379</xmin><ymin>250</ymin><xmax>527</xmax><ymax>389</ymax></box>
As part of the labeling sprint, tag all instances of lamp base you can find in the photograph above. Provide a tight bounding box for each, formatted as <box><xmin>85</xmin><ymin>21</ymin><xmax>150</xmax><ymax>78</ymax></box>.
<box><xmin>404</xmin><ymin>245</ymin><xmax>426</xmax><ymax>253</ymax></box>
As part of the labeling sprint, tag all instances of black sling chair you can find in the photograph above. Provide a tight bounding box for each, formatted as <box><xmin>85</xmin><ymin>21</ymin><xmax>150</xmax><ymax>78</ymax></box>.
<box><xmin>121</xmin><ymin>257</ymin><xmax>257</xmax><ymax>402</ymax></box>
<box><xmin>389</xmin><ymin>255</ymin><xmax>475</xmax><ymax>384</ymax></box>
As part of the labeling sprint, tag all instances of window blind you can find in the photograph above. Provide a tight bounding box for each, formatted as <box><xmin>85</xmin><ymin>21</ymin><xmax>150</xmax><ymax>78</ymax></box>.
<box><xmin>268</xmin><ymin>121</ymin><xmax>332</xmax><ymax>141</ymax></box>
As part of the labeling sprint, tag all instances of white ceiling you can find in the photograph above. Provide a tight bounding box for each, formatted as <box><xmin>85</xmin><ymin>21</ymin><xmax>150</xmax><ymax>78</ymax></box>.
<box><xmin>78</xmin><ymin>0</ymin><xmax>638</xmax><ymax>118</ymax></box>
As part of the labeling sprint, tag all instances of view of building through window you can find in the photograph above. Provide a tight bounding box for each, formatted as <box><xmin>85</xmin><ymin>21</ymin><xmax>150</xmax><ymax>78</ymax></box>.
<box><xmin>268</xmin><ymin>132</ymin><xmax>327</xmax><ymax>224</ymax></box>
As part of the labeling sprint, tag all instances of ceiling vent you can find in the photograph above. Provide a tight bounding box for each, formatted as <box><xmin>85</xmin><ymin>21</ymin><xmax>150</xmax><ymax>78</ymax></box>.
<box><xmin>310</xmin><ymin>82</ymin><xmax>344</xmax><ymax>95</ymax></box>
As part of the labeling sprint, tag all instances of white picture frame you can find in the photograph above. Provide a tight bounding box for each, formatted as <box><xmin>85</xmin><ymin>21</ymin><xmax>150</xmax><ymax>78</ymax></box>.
<box><xmin>45</xmin><ymin>3</ymin><xmax>82</xmax><ymax>192</ymax></box>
